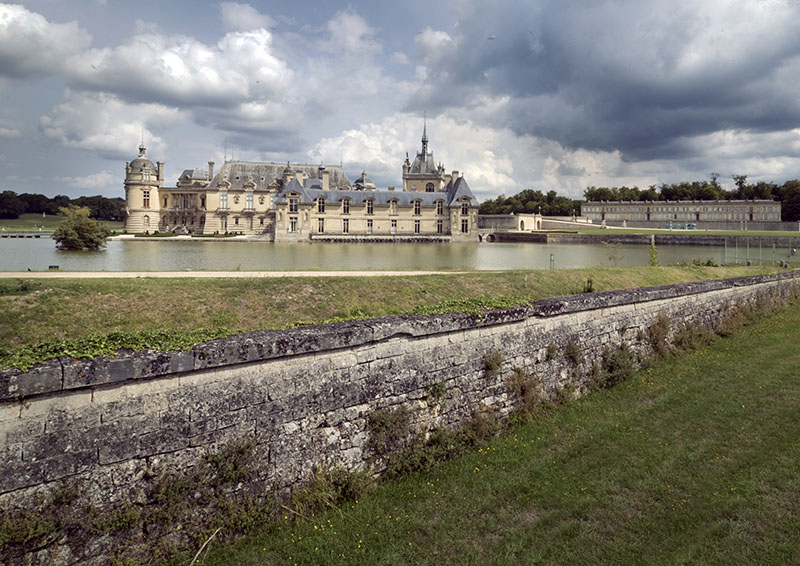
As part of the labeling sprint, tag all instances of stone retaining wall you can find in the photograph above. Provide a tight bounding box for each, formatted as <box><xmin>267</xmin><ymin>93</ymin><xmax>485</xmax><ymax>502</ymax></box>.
<box><xmin>2</xmin><ymin>271</ymin><xmax>799</xmax><ymax>563</ymax></box>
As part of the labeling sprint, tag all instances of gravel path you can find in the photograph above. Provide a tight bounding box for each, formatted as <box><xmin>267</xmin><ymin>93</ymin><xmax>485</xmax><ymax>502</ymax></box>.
<box><xmin>0</xmin><ymin>270</ymin><xmax>468</xmax><ymax>278</ymax></box>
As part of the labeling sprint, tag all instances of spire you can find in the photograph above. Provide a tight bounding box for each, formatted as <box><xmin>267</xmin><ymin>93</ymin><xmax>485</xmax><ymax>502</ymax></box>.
<box><xmin>421</xmin><ymin>111</ymin><xmax>429</xmax><ymax>159</ymax></box>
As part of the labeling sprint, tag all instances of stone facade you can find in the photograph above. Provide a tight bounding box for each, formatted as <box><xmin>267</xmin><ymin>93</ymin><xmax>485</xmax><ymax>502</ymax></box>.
<box><xmin>2</xmin><ymin>271</ymin><xmax>798</xmax><ymax>563</ymax></box>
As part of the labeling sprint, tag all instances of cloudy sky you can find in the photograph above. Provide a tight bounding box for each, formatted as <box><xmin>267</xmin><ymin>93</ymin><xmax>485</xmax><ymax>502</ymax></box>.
<box><xmin>2</xmin><ymin>0</ymin><xmax>800</xmax><ymax>202</ymax></box>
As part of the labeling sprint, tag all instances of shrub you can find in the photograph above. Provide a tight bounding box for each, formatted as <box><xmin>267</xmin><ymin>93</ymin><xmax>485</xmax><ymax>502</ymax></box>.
<box><xmin>505</xmin><ymin>367</ymin><xmax>546</xmax><ymax>417</ymax></box>
<box><xmin>647</xmin><ymin>312</ymin><xmax>672</xmax><ymax>357</ymax></box>
<box><xmin>545</xmin><ymin>343</ymin><xmax>558</xmax><ymax>361</ymax></box>
<box><xmin>290</xmin><ymin>468</ymin><xmax>371</xmax><ymax>517</ymax></box>
<box><xmin>672</xmin><ymin>324</ymin><xmax>716</xmax><ymax>351</ymax></box>
<box><xmin>595</xmin><ymin>343</ymin><xmax>637</xmax><ymax>389</ymax></box>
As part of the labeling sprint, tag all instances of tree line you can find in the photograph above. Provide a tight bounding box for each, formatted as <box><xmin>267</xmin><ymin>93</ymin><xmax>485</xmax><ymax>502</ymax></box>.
<box><xmin>0</xmin><ymin>191</ymin><xmax>125</xmax><ymax>221</ymax></box>
<box><xmin>478</xmin><ymin>189</ymin><xmax>582</xmax><ymax>216</ymax></box>
<box><xmin>583</xmin><ymin>176</ymin><xmax>800</xmax><ymax>222</ymax></box>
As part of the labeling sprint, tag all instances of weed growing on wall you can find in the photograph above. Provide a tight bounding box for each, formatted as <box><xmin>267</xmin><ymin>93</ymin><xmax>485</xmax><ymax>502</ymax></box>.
<box><xmin>564</xmin><ymin>338</ymin><xmax>582</xmax><ymax>366</ymax></box>
<box><xmin>483</xmin><ymin>350</ymin><xmax>504</xmax><ymax>377</ymax></box>
<box><xmin>0</xmin><ymin>438</ymin><xmax>274</xmax><ymax>564</ymax></box>
<box><xmin>367</xmin><ymin>407</ymin><xmax>412</xmax><ymax>457</ymax></box>
<box><xmin>505</xmin><ymin>367</ymin><xmax>548</xmax><ymax>419</ymax></box>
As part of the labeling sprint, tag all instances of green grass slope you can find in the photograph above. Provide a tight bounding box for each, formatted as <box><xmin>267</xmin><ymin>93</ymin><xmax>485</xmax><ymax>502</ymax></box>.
<box><xmin>198</xmin><ymin>300</ymin><xmax>800</xmax><ymax>566</ymax></box>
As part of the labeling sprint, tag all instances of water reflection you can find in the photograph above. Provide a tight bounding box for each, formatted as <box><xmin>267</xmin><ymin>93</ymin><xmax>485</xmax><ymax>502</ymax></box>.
<box><xmin>0</xmin><ymin>238</ymin><xmax>741</xmax><ymax>271</ymax></box>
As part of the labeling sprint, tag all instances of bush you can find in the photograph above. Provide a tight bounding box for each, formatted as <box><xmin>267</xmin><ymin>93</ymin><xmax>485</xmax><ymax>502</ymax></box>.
<box><xmin>647</xmin><ymin>312</ymin><xmax>672</xmax><ymax>357</ymax></box>
<box><xmin>367</xmin><ymin>407</ymin><xmax>411</xmax><ymax>457</ymax></box>
<box><xmin>564</xmin><ymin>339</ymin><xmax>582</xmax><ymax>366</ymax></box>
<box><xmin>52</xmin><ymin>206</ymin><xmax>111</xmax><ymax>250</ymax></box>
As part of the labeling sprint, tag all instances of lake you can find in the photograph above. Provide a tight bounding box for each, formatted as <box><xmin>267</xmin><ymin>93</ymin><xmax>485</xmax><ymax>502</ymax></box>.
<box><xmin>0</xmin><ymin>238</ymin><xmax>742</xmax><ymax>271</ymax></box>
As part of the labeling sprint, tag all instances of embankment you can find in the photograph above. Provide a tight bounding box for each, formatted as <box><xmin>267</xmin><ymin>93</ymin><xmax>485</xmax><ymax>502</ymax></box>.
<box><xmin>1</xmin><ymin>270</ymin><xmax>799</xmax><ymax>563</ymax></box>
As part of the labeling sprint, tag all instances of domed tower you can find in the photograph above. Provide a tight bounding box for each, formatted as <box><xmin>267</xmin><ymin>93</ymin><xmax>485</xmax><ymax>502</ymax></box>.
<box><xmin>124</xmin><ymin>143</ymin><xmax>163</xmax><ymax>233</ymax></box>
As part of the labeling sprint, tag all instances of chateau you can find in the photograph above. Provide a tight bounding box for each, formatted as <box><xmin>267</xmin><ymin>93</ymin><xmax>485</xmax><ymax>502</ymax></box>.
<box><xmin>123</xmin><ymin>125</ymin><xmax>479</xmax><ymax>241</ymax></box>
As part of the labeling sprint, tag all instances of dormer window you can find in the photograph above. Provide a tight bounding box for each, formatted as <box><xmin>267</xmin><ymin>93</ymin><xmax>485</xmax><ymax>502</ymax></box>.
<box><xmin>366</xmin><ymin>199</ymin><xmax>374</xmax><ymax>215</ymax></box>
<box><xmin>436</xmin><ymin>200</ymin><xmax>443</xmax><ymax>216</ymax></box>
<box><xmin>342</xmin><ymin>198</ymin><xmax>350</xmax><ymax>215</ymax></box>
<box><xmin>413</xmin><ymin>200</ymin><xmax>421</xmax><ymax>215</ymax></box>
<box><xmin>289</xmin><ymin>196</ymin><xmax>299</xmax><ymax>213</ymax></box>
<box><xmin>390</xmin><ymin>200</ymin><xmax>397</xmax><ymax>215</ymax></box>
<box><xmin>318</xmin><ymin>198</ymin><xmax>325</xmax><ymax>214</ymax></box>
<box><xmin>461</xmin><ymin>201</ymin><xmax>469</xmax><ymax>216</ymax></box>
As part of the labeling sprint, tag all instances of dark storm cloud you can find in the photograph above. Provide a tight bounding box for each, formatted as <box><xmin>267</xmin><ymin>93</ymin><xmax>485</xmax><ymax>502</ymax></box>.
<box><xmin>413</xmin><ymin>0</ymin><xmax>800</xmax><ymax>159</ymax></box>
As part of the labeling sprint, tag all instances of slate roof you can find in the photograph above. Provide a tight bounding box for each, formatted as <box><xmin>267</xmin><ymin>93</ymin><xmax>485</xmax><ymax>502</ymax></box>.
<box><xmin>274</xmin><ymin>174</ymin><xmax>477</xmax><ymax>207</ymax></box>
<box><xmin>209</xmin><ymin>161</ymin><xmax>352</xmax><ymax>191</ymax></box>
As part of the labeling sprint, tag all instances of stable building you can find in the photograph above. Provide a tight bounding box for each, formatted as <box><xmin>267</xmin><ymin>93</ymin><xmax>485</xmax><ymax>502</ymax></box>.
<box><xmin>581</xmin><ymin>200</ymin><xmax>782</xmax><ymax>230</ymax></box>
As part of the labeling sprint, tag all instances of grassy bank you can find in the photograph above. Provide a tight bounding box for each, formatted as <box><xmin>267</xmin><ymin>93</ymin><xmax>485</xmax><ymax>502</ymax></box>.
<box><xmin>195</xmin><ymin>296</ymin><xmax>800</xmax><ymax>565</ymax></box>
<box><xmin>0</xmin><ymin>266</ymin><xmax>777</xmax><ymax>365</ymax></box>
<box><xmin>0</xmin><ymin>212</ymin><xmax>123</xmax><ymax>232</ymax></box>
<box><xmin>574</xmin><ymin>226</ymin><xmax>800</xmax><ymax>238</ymax></box>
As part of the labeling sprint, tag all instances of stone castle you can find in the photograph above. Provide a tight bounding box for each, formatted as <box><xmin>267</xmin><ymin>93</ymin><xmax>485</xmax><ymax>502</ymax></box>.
<box><xmin>123</xmin><ymin>125</ymin><xmax>479</xmax><ymax>241</ymax></box>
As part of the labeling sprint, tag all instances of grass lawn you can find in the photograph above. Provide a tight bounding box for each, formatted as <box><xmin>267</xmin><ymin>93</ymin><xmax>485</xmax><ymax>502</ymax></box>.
<box><xmin>0</xmin><ymin>265</ymin><xmax>777</xmax><ymax>356</ymax></box>
<box><xmin>194</xmin><ymin>298</ymin><xmax>800</xmax><ymax>566</ymax></box>
<box><xmin>0</xmin><ymin>213</ymin><xmax>123</xmax><ymax>232</ymax></box>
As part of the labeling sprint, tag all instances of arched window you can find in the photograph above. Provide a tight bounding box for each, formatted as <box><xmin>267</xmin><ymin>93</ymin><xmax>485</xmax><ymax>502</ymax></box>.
<box><xmin>426</xmin><ymin>183</ymin><xmax>434</xmax><ymax>192</ymax></box>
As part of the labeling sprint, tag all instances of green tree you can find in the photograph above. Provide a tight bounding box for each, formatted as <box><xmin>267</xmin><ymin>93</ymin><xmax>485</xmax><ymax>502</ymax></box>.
<box><xmin>52</xmin><ymin>206</ymin><xmax>111</xmax><ymax>250</ymax></box>
<box><xmin>0</xmin><ymin>190</ymin><xmax>26</xmax><ymax>219</ymax></box>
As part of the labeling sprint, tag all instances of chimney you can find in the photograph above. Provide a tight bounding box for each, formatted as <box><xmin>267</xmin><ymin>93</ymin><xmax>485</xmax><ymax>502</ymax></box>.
<box><xmin>452</xmin><ymin>170</ymin><xmax>459</xmax><ymax>179</ymax></box>
<box><xmin>157</xmin><ymin>162</ymin><xmax>164</xmax><ymax>182</ymax></box>
<box><xmin>208</xmin><ymin>161</ymin><xmax>215</xmax><ymax>179</ymax></box>
<box><xmin>388</xmin><ymin>186</ymin><xmax>395</xmax><ymax>191</ymax></box>
<box><xmin>321</xmin><ymin>168</ymin><xmax>330</xmax><ymax>191</ymax></box>
<box><xmin>295</xmin><ymin>170</ymin><xmax>305</xmax><ymax>184</ymax></box>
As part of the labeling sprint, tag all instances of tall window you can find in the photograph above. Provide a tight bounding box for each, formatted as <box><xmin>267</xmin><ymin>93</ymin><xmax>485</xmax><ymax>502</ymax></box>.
<box><xmin>142</xmin><ymin>190</ymin><xmax>150</xmax><ymax>208</ymax></box>
<box><xmin>413</xmin><ymin>200</ymin><xmax>421</xmax><ymax>215</ymax></box>
<box><xmin>246</xmin><ymin>192</ymin><xmax>253</xmax><ymax>209</ymax></box>
<box><xmin>220</xmin><ymin>216</ymin><xmax>227</xmax><ymax>231</ymax></box>
<box><xmin>366</xmin><ymin>199</ymin><xmax>374</xmax><ymax>215</ymax></box>
<box><xmin>390</xmin><ymin>200</ymin><xmax>397</xmax><ymax>215</ymax></box>
<box><xmin>289</xmin><ymin>217</ymin><xmax>298</xmax><ymax>232</ymax></box>
<box><xmin>367</xmin><ymin>219</ymin><xmax>373</xmax><ymax>233</ymax></box>
<box><xmin>289</xmin><ymin>197</ymin><xmax>298</xmax><ymax>213</ymax></box>
<box><xmin>436</xmin><ymin>201</ymin><xmax>443</xmax><ymax>215</ymax></box>
<box><xmin>426</xmin><ymin>182</ymin><xmax>434</xmax><ymax>192</ymax></box>
<box><xmin>414</xmin><ymin>220</ymin><xmax>420</xmax><ymax>234</ymax></box>
<box><xmin>143</xmin><ymin>215</ymin><xmax>150</xmax><ymax>229</ymax></box>
<box><xmin>220</xmin><ymin>190</ymin><xmax>228</xmax><ymax>209</ymax></box>
<box><xmin>461</xmin><ymin>219</ymin><xmax>469</xmax><ymax>233</ymax></box>
<box><xmin>342</xmin><ymin>218</ymin><xmax>350</xmax><ymax>233</ymax></box>
<box><xmin>391</xmin><ymin>219</ymin><xmax>397</xmax><ymax>234</ymax></box>
<box><xmin>246</xmin><ymin>217</ymin><xmax>253</xmax><ymax>230</ymax></box>
<box><xmin>461</xmin><ymin>202</ymin><xmax>469</xmax><ymax>216</ymax></box>
<box><xmin>318</xmin><ymin>218</ymin><xmax>325</xmax><ymax>233</ymax></box>
<box><xmin>342</xmin><ymin>199</ymin><xmax>350</xmax><ymax>215</ymax></box>
<box><xmin>437</xmin><ymin>220</ymin><xmax>443</xmax><ymax>234</ymax></box>
<box><xmin>318</xmin><ymin>198</ymin><xmax>325</xmax><ymax>214</ymax></box>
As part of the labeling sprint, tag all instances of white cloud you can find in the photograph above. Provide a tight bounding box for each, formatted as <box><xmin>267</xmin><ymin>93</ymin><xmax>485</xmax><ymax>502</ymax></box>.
<box><xmin>219</xmin><ymin>2</ymin><xmax>275</xmax><ymax>32</ymax></box>
<box><xmin>40</xmin><ymin>91</ymin><xmax>183</xmax><ymax>158</ymax></box>
<box><xmin>0</xmin><ymin>3</ymin><xmax>92</xmax><ymax>78</ymax></box>
<box><xmin>65</xmin><ymin>28</ymin><xmax>291</xmax><ymax>107</ymax></box>
<box><xmin>0</xmin><ymin>126</ymin><xmax>20</xmax><ymax>138</ymax></box>
<box><xmin>59</xmin><ymin>171</ymin><xmax>115</xmax><ymax>190</ymax></box>
<box><xmin>318</xmin><ymin>10</ymin><xmax>381</xmax><ymax>56</ymax></box>
<box><xmin>391</xmin><ymin>51</ymin><xmax>411</xmax><ymax>65</ymax></box>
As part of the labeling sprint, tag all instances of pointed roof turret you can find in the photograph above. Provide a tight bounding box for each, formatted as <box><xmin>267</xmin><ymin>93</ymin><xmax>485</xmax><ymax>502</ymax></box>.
<box><xmin>421</xmin><ymin>113</ymin><xmax>428</xmax><ymax>159</ymax></box>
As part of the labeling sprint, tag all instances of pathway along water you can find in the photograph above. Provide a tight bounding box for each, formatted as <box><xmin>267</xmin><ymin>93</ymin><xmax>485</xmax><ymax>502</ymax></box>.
<box><xmin>3</xmin><ymin>237</ymin><xmax>786</xmax><ymax>272</ymax></box>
